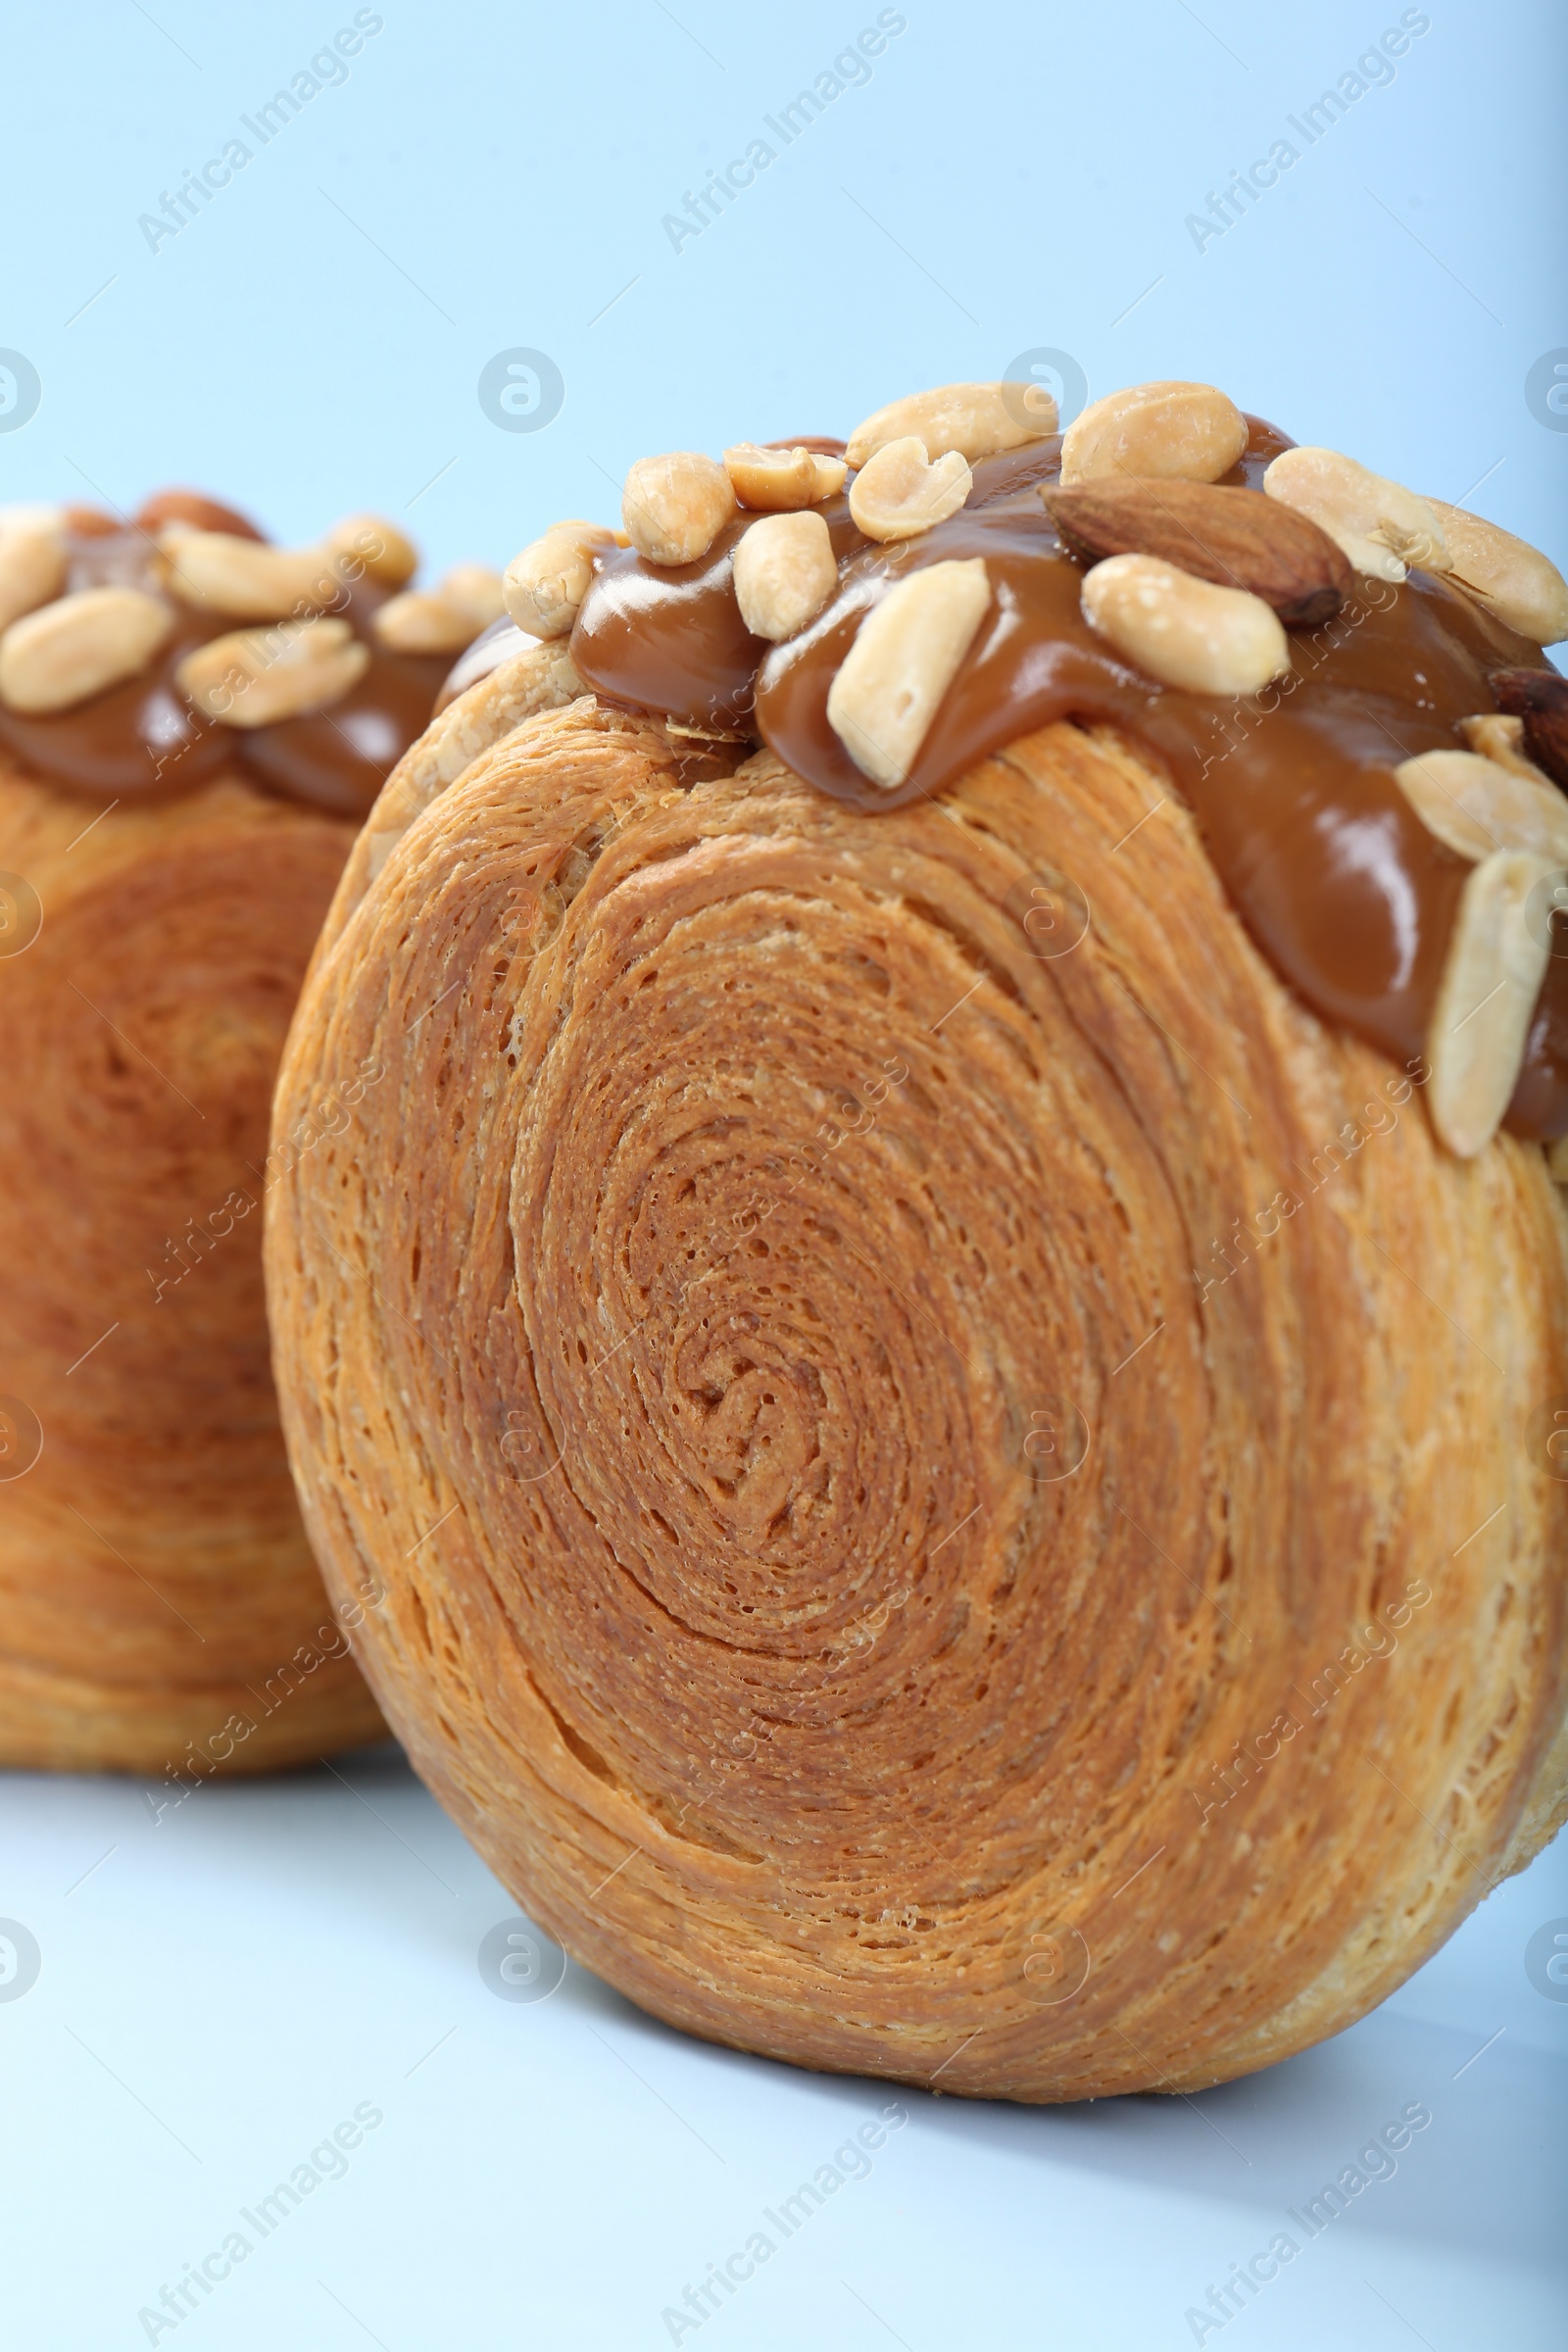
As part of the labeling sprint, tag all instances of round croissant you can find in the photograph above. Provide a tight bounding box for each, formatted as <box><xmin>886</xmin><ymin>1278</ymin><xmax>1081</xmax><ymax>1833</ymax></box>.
<box><xmin>267</xmin><ymin>665</ymin><xmax>1568</xmax><ymax>2099</ymax></box>
<box><xmin>0</xmin><ymin>488</ymin><xmax>503</xmax><ymax>1774</ymax></box>
<box><xmin>0</xmin><ymin>758</ymin><xmax>384</xmax><ymax>1771</ymax></box>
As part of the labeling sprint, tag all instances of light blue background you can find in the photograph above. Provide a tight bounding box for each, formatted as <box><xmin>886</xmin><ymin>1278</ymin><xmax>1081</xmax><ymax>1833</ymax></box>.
<box><xmin>2</xmin><ymin>0</ymin><xmax>1565</xmax><ymax>584</ymax></box>
<box><xmin>3</xmin><ymin>5</ymin><xmax>1566</xmax><ymax>2347</ymax></box>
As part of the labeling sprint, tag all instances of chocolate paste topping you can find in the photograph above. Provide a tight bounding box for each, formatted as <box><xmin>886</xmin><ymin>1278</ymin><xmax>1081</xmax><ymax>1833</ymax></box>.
<box><xmin>563</xmin><ymin>419</ymin><xmax>1568</xmax><ymax>1142</ymax></box>
<box><xmin>0</xmin><ymin>493</ymin><xmax>450</xmax><ymax>819</ymax></box>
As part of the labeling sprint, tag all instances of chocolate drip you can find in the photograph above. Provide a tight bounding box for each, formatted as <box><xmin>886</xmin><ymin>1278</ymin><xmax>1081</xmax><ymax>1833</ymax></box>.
<box><xmin>564</xmin><ymin>419</ymin><xmax>1568</xmax><ymax>1142</ymax></box>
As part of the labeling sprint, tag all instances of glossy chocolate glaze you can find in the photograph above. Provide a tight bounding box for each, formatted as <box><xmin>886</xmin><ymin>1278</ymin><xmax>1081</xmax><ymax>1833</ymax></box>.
<box><xmin>0</xmin><ymin>494</ymin><xmax>454</xmax><ymax>820</ymax></box>
<box><xmin>566</xmin><ymin>420</ymin><xmax>1568</xmax><ymax>1141</ymax></box>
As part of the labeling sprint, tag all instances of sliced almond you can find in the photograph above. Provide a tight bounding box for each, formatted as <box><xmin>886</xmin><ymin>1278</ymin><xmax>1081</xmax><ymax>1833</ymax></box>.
<box><xmin>1458</xmin><ymin>712</ymin><xmax>1549</xmax><ymax>781</ymax></box>
<box><xmin>848</xmin><ymin>436</ymin><xmax>971</xmax><ymax>543</ymax></box>
<box><xmin>846</xmin><ymin>381</ymin><xmax>1055</xmax><ymax>468</ymax></box>
<box><xmin>503</xmin><ymin>522</ymin><xmax>617</xmax><ymax>638</ymax></box>
<box><xmin>1080</xmin><ymin>553</ymin><xmax>1289</xmax><ymax>697</ymax></box>
<box><xmin>1043</xmin><ymin>478</ymin><xmax>1349</xmax><ymax>627</ymax></box>
<box><xmin>1427</xmin><ymin>849</ymin><xmax>1554</xmax><ymax>1156</ymax></box>
<box><xmin>0</xmin><ymin>521</ymin><xmax>67</xmax><ymax>635</ymax></box>
<box><xmin>162</xmin><ymin>529</ymin><xmax>342</xmax><ymax>620</ymax></box>
<box><xmin>731</xmin><ymin>512</ymin><xmax>838</xmax><ymax>642</ymax></box>
<box><xmin>175</xmin><ymin>616</ymin><xmax>369</xmax><ymax>727</ymax></box>
<box><xmin>1490</xmin><ymin>667</ymin><xmax>1568</xmax><ymax>792</ymax></box>
<box><xmin>621</xmin><ymin>453</ymin><xmax>736</xmax><ymax>566</ymax></box>
<box><xmin>826</xmin><ymin>557</ymin><xmax>990</xmax><ymax>790</ymax></box>
<box><xmin>1394</xmin><ymin>749</ymin><xmax>1568</xmax><ymax>864</ymax></box>
<box><xmin>723</xmin><ymin>443</ymin><xmax>848</xmax><ymax>512</ymax></box>
<box><xmin>1423</xmin><ymin>500</ymin><xmax>1568</xmax><ymax>646</ymax></box>
<box><xmin>1262</xmin><ymin>448</ymin><xmax>1447</xmax><ymax>582</ymax></box>
<box><xmin>322</xmin><ymin>514</ymin><xmax>418</xmax><ymax>587</ymax></box>
<box><xmin>0</xmin><ymin>586</ymin><xmax>172</xmax><ymax>714</ymax></box>
<box><xmin>1058</xmin><ymin>381</ymin><xmax>1248</xmax><ymax>488</ymax></box>
<box><xmin>371</xmin><ymin>591</ymin><xmax>483</xmax><ymax>656</ymax></box>
<box><xmin>438</xmin><ymin>563</ymin><xmax>506</xmax><ymax>631</ymax></box>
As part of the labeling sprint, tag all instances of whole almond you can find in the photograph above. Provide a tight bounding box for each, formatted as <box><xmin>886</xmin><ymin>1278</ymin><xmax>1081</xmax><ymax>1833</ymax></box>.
<box><xmin>0</xmin><ymin>586</ymin><xmax>172</xmax><ymax>714</ymax></box>
<box><xmin>1080</xmin><ymin>554</ymin><xmax>1290</xmax><ymax>697</ymax></box>
<box><xmin>0</xmin><ymin>521</ymin><xmax>68</xmax><ymax>635</ymax></box>
<box><xmin>1489</xmin><ymin>668</ymin><xmax>1568</xmax><ymax>793</ymax></box>
<box><xmin>1043</xmin><ymin>479</ymin><xmax>1349</xmax><ymax>628</ymax></box>
<box><xmin>175</xmin><ymin>616</ymin><xmax>369</xmax><ymax>726</ymax></box>
<box><xmin>1058</xmin><ymin>380</ymin><xmax>1248</xmax><ymax>487</ymax></box>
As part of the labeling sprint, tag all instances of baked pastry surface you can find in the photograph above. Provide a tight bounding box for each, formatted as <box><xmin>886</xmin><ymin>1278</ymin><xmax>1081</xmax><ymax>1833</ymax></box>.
<box><xmin>0</xmin><ymin>489</ymin><xmax>503</xmax><ymax>1772</ymax></box>
<box><xmin>268</xmin><ymin>673</ymin><xmax>1568</xmax><ymax>2095</ymax></box>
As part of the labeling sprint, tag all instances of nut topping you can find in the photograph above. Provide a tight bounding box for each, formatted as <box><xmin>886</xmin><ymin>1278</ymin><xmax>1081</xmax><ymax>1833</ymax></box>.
<box><xmin>161</xmin><ymin>529</ymin><xmax>342</xmax><ymax>621</ymax></box>
<box><xmin>731</xmin><ymin>513</ymin><xmax>838</xmax><ymax>642</ymax></box>
<box><xmin>1262</xmin><ymin>448</ymin><xmax>1447</xmax><ymax>582</ymax></box>
<box><xmin>848</xmin><ymin>436</ymin><xmax>972</xmax><ymax>543</ymax></box>
<box><xmin>1058</xmin><ymin>381</ymin><xmax>1249</xmax><ymax>487</ymax></box>
<box><xmin>1080</xmin><ymin>553</ymin><xmax>1290</xmax><ymax>696</ymax></box>
<box><xmin>621</xmin><ymin>453</ymin><xmax>737</xmax><ymax>566</ymax></box>
<box><xmin>723</xmin><ymin>443</ymin><xmax>848</xmax><ymax>512</ymax></box>
<box><xmin>0</xmin><ymin>520</ymin><xmax>67</xmax><ymax>636</ymax></box>
<box><xmin>1044</xmin><ymin>479</ymin><xmax>1349</xmax><ymax>627</ymax></box>
<box><xmin>1424</xmin><ymin>501</ymin><xmax>1568</xmax><ymax>646</ymax></box>
<box><xmin>372</xmin><ymin>577</ymin><xmax>499</xmax><ymax>657</ymax></box>
<box><xmin>0</xmin><ymin>587</ymin><xmax>172</xmax><ymax>714</ymax></box>
<box><xmin>1490</xmin><ymin>667</ymin><xmax>1568</xmax><ymax>792</ymax></box>
<box><xmin>1457</xmin><ymin>713</ymin><xmax>1547</xmax><ymax>781</ymax></box>
<box><xmin>826</xmin><ymin>557</ymin><xmax>991</xmax><ymax>789</ymax></box>
<box><xmin>846</xmin><ymin>381</ymin><xmax>1056</xmax><ymax>469</ymax></box>
<box><xmin>504</xmin><ymin>522</ymin><xmax>617</xmax><ymax>639</ymax></box>
<box><xmin>1394</xmin><ymin>749</ymin><xmax>1568</xmax><ymax>865</ymax></box>
<box><xmin>1426</xmin><ymin>848</ymin><xmax>1555</xmax><ymax>1157</ymax></box>
<box><xmin>437</xmin><ymin>563</ymin><xmax>507</xmax><ymax>632</ymax></box>
<box><xmin>175</xmin><ymin>616</ymin><xmax>370</xmax><ymax>727</ymax></box>
<box><xmin>321</xmin><ymin>514</ymin><xmax>418</xmax><ymax>588</ymax></box>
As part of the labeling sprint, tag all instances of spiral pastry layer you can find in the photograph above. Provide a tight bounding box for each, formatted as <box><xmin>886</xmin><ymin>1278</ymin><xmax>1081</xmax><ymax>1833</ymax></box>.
<box><xmin>268</xmin><ymin>675</ymin><xmax>1568</xmax><ymax>2097</ymax></box>
<box><xmin>0</xmin><ymin>756</ymin><xmax>384</xmax><ymax>1771</ymax></box>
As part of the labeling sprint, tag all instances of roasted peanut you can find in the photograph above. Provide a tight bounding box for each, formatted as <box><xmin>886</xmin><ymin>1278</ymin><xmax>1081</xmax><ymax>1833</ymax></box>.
<box><xmin>1262</xmin><ymin>448</ymin><xmax>1447</xmax><ymax>582</ymax></box>
<box><xmin>0</xmin><ymin>586</ymin><xmax>171</xmax><ymax>714</ymax></box>
<box><xmin>826</xmin><ymin>557</ymin><xmax>991</xmax><ymax>789</ymax></box>
<box><xmin>503</xmin><ymin>522</ymin><xmax>616</xmax><ymax>639</ymax></box>
<box><xmin>731</xmin><ymin>513</ymin><xmax>838</xmax><ymax>642</ymax></box>
<box><xmin>1059</xmin><ymin>380</ymin><xmax>1249</xmax><ymax>487</ymax></box>
<box><xmin>1080</xmin><ymin>554</ymin><xmax>1290</xmax><ymax>696</ymax></box>
<box><xmin>0</xmin><ymin>520</ymin><xmax>67</xmax><ymax>635</ymax></box>
<box><xmin>1427</xmin><ymin>849</ymin><xmax>1555</xmax><ymax>1156</ymax></box>
<box><xmin>175</xmin><ymin>616</ymin><xmax>369</xmax><ymax>726</ymax></box>
<box><xmin>723</xmin><ymin>444</ymin><xmax>848</xmax><ymax>512</ymax></box>
<box><xmin>1424</xmin><ymin>499</ymin><xmax>1568</xmax><ymax>645</ymax></box>
<box><xmin>621</xmin><ymin>453</ymin><xmax>736</xmax><ymax>565</ymax></box>
<box><xmin>1395</xmin><ymin>748</ymin><xmax>1568</xmax><ymax>864</ymax></box>
<box><xmin>848</xmin><ymin>437</ymin><xmax>972</xmax><ymax>543</ymax></box>
<box><xmin>846</xmin><ymin>381</ymin><xmax>1055</xmax><ymax>468</ymax></box>
<box><xmin>322</xmin><ymin>514</ymin><xmax>418</xmax><ymax>588</ymax></box>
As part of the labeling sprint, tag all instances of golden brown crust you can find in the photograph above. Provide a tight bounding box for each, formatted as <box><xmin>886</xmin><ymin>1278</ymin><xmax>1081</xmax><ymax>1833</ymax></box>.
<box><xmin>266</xmin><ymin>696</ymin><xmax>1568</xmax><ymax>2098</ymax></box>
<box><xmin>0</xmin><ymin>751</ymin><xmax>383</xmax><ymax>1772</ymax></box>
